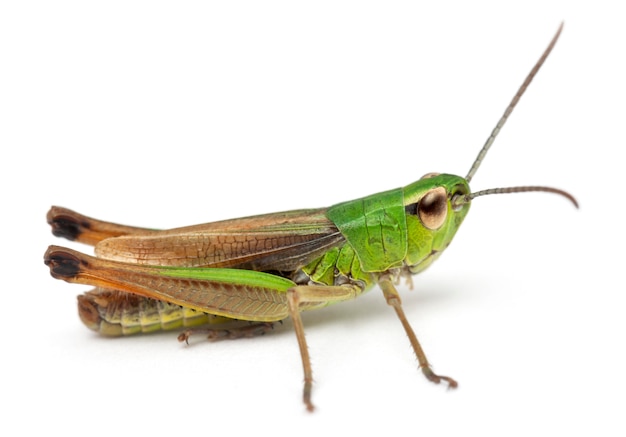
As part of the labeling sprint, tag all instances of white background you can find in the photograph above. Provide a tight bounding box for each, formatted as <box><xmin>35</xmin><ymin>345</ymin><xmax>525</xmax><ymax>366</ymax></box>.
<box><xmin>2</xmin><ymin>1</ymin><xmax>624</xmax><ymax>436</ymax></box>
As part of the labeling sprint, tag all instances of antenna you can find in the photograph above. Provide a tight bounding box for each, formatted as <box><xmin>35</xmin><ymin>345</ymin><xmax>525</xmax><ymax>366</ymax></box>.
<box><xmin>465</xmin><ymin>23</ymin><xmax>563</xmax><ymax>183</ymax></box>
<box><xmin>453</xmin><ymin>23</ymin><xmax>577</xmax><ymax>209</ymax></box>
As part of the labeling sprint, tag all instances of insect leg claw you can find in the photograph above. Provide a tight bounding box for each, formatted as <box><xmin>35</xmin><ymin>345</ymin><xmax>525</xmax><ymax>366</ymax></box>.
<box><xmin>422</xmin><ymin>366</ymin><xmax>458</xmax><ymax>389</ymax></box>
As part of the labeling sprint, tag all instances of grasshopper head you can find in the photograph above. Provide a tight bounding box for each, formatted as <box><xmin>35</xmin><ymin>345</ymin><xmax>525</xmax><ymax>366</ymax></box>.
<box><xmin>402</xmin><ymin>173</ymin><xmax>471</xmax><ymax>272</ymax></box>
<box><xmin>398</xmin><ymin>24</ymin><xmax>579</xmax><ymax>275</ymax></box>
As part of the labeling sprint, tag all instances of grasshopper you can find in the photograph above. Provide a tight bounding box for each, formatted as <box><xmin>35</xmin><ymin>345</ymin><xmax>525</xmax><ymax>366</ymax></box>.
<box><xmin>44</xmin><ymin>24</ymin><xmax>576</xmax><ymax>411</ymax></box>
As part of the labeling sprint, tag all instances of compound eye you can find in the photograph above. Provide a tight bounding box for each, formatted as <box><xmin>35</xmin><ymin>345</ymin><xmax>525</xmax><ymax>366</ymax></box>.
<box><xmin>418</xmin><ymin>187</ymin><xmax>448</xmax><ymax>230</ymax></box>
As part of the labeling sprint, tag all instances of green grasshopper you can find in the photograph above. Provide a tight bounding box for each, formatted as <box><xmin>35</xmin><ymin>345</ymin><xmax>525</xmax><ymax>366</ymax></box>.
<box><xmin>44</xmin><ymin>24</ymin><xmax>576</xmax><ymax>411</ymax></box>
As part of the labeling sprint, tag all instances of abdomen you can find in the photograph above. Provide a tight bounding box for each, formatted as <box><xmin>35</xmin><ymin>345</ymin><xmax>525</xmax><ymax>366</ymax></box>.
<box><xmin>78</xmin><ymin>288</ymin><xmax>235</xmax><ymax>336</ymax></box>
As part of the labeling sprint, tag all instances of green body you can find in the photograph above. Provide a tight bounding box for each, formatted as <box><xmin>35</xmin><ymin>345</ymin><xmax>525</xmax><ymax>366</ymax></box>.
<box><xmin>328</xmin><ymin>175</ymin><xmax>470</xmax><ymax>273</ymax></box>
<box><xmin>313</xmin><ymin>174</ymin><xmax>470</xmax><ymax>285</ymax></box>
<box><xmin>49</xmin><ymin>173</ymin><xmax>471</xmax><ymax>335</ymax></box>
<box><xmin>45</xmin><ymin>174</ymin><xmax>470</xmax><ymax>336</ymax></box>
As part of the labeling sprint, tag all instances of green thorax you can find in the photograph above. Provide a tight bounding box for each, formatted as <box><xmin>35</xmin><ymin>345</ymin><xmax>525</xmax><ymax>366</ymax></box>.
<box><xmin>325</xmin><ymin>174</ymin><xmax>472</xmax><ymax>276</ymax></box>
<box><xmin>326</xmin><ymin>187</ymin><xmax>406</xmax><ymax>272</ymax></box>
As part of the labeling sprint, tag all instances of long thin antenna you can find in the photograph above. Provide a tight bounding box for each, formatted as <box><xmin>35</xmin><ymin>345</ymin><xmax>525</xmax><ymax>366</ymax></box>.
<box><xmin>469</xmin><ymin>186</ymin><xmax>578</xmax><ymax>208</ymax></box>
<box><xmin>465</xmin><ymin>23</ymin><xmax>563</xmax><ymax>183</ymax></box>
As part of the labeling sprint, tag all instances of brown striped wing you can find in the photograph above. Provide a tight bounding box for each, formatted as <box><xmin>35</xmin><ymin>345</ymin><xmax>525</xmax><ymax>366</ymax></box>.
<box><xmin>94</xmin><ymin>208</ymin><xmax>345</xmax><ymax>272</ymax></box>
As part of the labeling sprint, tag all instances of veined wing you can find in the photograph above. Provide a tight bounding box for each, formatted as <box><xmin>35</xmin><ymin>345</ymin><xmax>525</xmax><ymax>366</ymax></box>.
<box><xmin>90</xmin><ymin>208</ymin><xmax>344</xmax><ymax>272</ymax></box>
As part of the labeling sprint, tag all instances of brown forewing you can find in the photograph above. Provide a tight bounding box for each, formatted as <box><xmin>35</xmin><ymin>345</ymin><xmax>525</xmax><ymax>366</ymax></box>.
<box><xmin>93</xmin><ymin>208</ymin><xmax>345</xmax><ymax>272</ymax></box>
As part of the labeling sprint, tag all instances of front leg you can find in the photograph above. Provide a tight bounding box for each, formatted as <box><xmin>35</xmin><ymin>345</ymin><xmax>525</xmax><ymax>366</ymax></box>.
<box><xmin>378</xmin><ymin>276</ymin><xmax>458</xmax><ymax>388</ymax></box>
